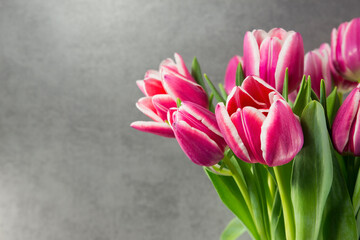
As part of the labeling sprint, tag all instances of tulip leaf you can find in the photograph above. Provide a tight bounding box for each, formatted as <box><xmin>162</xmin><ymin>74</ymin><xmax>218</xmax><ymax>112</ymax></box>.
<box><xmin>204</xmin><ymin>74</ymin><xmax>226</xmax><ymax>103</ymax></box>
<box><xmin>208</xmin><ymin>93</ymin><xmax>215</xmax><ymax>112</ymax></box>
<box><xmin>176</xmin><ymin>98</ymin><xmax>181</xmax><ymax>108</ymax></box>
<box><xmin>235</xmin><ymin>62</ymin><xmax>245</xmax><ymax>87</ymax></box>
<box><xmin>292</xmin><ymin>76</ymin><xmax>311</xmax><ymax>116</ymax></box>
<box><xmin>218</xmin><ymin>83</ymin><xmax>228</xmax><ymax>100</ymax></box>
<box><xmin>291</xmin><ymin>101</ymin><xmax>333</xmax><ymax>240</ymax></box>
<box><xmin>220</xmin><ymin>217</ymin><xmax>247</xmax><ymax>240</ymax></box>
<box><xmin>319</xmin><ymin>79</ymin><xmax>330</xmax><ymax>131</ymax></box>
<box><xmin>191</xmin><ymin>57</ymin><xmax>208</xmax><ymax>94</ymax></box>
<box><xmin>204</xmin><ymin>168</ymin><xmax>260</xmax><ymax>240</ymax></box>
<box><xmin>270</xmin><ymin>190</ymin><xmax>286</xmax><ymax>240</ymax></box>
<box><xmin>319</xmin><ymin>148</ymin><xmax>357</xmax><ymax>240</ymax></box>
<box><xmin>282</xmin><ymin>68</ymin><xmax>289</xmax><ymax>102</ymax></box>
<box><xmin>326</xmin><ymin>87</ymin><xmax>341</xmax><ymax>126</ymax></box>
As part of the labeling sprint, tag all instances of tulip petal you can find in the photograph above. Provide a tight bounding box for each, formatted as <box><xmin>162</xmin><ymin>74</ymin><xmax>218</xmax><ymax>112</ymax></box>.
<box><xmin>224</xmin><ymin>55</ymin><xmax>242</xmax><ymax>94</ymax></box>
<box><xmin>349</xmin><ymin>108</ymin><xmax>360</xmax><ymax>155</ymax></box>
<box><xmin>144</xmin><ymin>78</ymin><xmax>167</xmax><ymax>96</ymax></box>
<box><xmin>215</xmin><ymin>103</ymin><xmax>251</xmax><ymax>163</ymax></box>
<box><xmin>226</xmin><ymin>86</ymin><xmax>267</xmax><ymax>115</ymax></box>
<box><xmin>136</xmin><ymin>80</ymin><xmax>147</xmax><ymax>96</ymax></box>
<box><xmin>332</xmin><ymin>88</ymin><xmax>360</xmax><ymax>153</ymax></box>
<box><xmin>162</xmin><ymin>73</ymin><xmax>208</xmax><ymax>108</ymax></box>
<box><xmin>268</xmin><ymin>28</ymin><xmax>288</xmax><ymax>40</ymax></box>
<box><xmin>243</xmin><ymin>32</ymin><xmax>260</xmax><ymax>77</ymax></box>
<box><xmin>173</xmin><ymin>120</ymin><xmax>224</xmax><ymax>166</ymax></box>
<box><xmin>233</xmin><ymin>107</ymin><xmax>266</xmax><ymax>164</ymax></box>
<box><xmin>242</xmin><ymin>76</ymin><xmax>278</xmax><ymax>106</ymax></box>
<box><xmin>261</xmin><ymin>99</ymin><xmax>303</xmax><ymax>166</ymax></box>
<box><xmin>130</xmin><ymin>121</ymin><xmax>174</xmax><ymax>138</ymax></box>
<box><xmin>304</xmin><ymin>51</ymin><xmax>323</xmax><ymax>97</ymax></box>
<box><xmin>152</xmin><ymin>94</ymin><xmax>177</xmax><ymax>121</ymax></box>
<box><xmin>144</xmin><ymin>70</ymin><xmax>161</xmax><ymax>80</ymax></box>
<box><xmin>275</xmin><ymin>32</ymin><xmax>304</xmax><ymax>93</ymax></box>
<box><xmin>259</xmin><ymin>37</ymin><xmax>282</xmax><ymax>88</ymax></box>
<box><xmin>136</xmin><ymin>97</ymin><xmax>163</xmax><ymax>122</ymax></box>
<box><xmin>174</xmin><ymin>53</ymin><xmax>193</xmax><ymax>80</ymax></box>
<box><xmin>343</xmin><ymin>18</ymin><xmax>360</xmax><ymax>80</ymax></box>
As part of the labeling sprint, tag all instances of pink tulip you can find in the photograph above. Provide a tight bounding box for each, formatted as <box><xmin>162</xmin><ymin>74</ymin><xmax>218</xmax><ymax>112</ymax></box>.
<box><xmin>215</xmin><ymin>76</ymin><xmax>303</xmax><ymax>166</ymax></box>
<box><xmin>304</xmin><ymin>44</ymin><xmax>332</xmax><ymax>97</ymax></box>
<box><xmin>332</xmin><ymin>84</ymin><xmax>360</xmax><ymax>156</ymax></box>
<box><xmin>224</xmin><ymin>55</ymin><xmax>243</xmax><ymax>94</ymax></box>
<box><xmin>331</xmin><ymin>18</ymin><xmax>360</xmax><ymax>82</ymax></box>
<box><xmin>131</xmin><ymin>53</ymin><xmax>208</xmax><ymax>137</ymax></box>
<box><xmin>168</xmin><ymin>101</ymin><xmax>227</xmax><ymax>166</ymax></box>
<box><xmin>243</xmin><ymin>28</ymin><xmax>304</xmax><ymax>94</ymax></box>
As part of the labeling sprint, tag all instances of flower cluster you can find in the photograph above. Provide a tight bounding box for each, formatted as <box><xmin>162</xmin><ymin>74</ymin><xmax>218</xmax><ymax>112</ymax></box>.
<box><xmin>131</xmin><ymin>17</ymin><xmax>360</xmax><ymax>240</ymax></box>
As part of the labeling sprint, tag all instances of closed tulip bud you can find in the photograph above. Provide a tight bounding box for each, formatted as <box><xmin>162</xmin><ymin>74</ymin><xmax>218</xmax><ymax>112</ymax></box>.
<box><xmin>131</xmin><ymin>53</ymin><xmax>209</xmax><ymax>137</ymax></box>
<box><xmin>243</xmin><ymin>28</ymin><xmax>304</xmax><ymax>94</ymax></box>
<box><xmin>168</xmin><ymin>102</ymin><xmax>227</xmax><ymax>166</ymax></box>
<box><xmin>224</xmin><ymin>55</ymin><xmax>243</xmax><ymax>94</ymax></box>
<box><xmin>332</xmin><ymin>84</ymin><xmax>360</xmax><ymax>156</ymax></box>
<box><xmin>304</xmin><ymin>43</ymin><xmax>332</xmax><ymax>97</ymax></box>
<box><xmin>215</xmin><ymin>76</ymin><xmax>303</xmax><ymax>166</ymax></box>
<box><xmin>331</xmin><ymin>17</ymin><xmax>360</xmax><ymax>82</ymax></box>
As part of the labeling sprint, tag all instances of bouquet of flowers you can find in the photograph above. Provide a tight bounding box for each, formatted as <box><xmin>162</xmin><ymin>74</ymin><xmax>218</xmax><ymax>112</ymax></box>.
<box><xmin>131</xmin><ymin>18</ymin><xmax>360</xmax><ymax>240</ymax></box>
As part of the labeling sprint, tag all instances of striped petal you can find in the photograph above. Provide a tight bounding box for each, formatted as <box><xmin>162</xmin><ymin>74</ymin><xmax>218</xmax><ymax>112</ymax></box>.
<box><xmin>130</xmin><ymin>121</ymin><xmax>174</xmax><ymax>138</ymax></box>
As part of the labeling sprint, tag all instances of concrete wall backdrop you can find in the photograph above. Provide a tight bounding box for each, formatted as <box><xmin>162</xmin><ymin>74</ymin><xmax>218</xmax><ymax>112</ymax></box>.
<box><xmin>0</xmin><ymin>0</ymin><xmax>359</xmax><ymax>239</ymax></box>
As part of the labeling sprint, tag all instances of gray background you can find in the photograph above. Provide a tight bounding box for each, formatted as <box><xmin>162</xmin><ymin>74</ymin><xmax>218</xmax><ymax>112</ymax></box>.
<box><xmin>0</xmin><ymin>0</ymin><xmax>359</xmax><ymax>239</ymax></box>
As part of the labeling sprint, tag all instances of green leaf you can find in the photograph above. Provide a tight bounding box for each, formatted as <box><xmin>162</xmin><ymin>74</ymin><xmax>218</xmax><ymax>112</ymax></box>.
<box><xmin>270</xmin><ymin>190</ymin><xmax>286</xmax><ymax>240</ymax></box>
<box><xmin>176</xmin><ymin>98</ymin><xmax>181</xmax><ymax>108</ymax></box>
<box><xmin>236</xmin><ymin>62</ymin><xmax>245</xmax><ymax>87</ymax></box>
<box><xmin>208</xmin><ymin>93</ymin><xmax>215</xmax><ymax>112</ymax></box>
<box><xmin>219</xmin><ymin>83</ymin><xmax>228</xmax><ymax>100</ymax></box>
<box><xmin>326</xmin><ymin>87</ymin><xmax>341</xmax><ymax>126</ymax></box>
<box><xmin>319</xmin><ymin>79</ymin><xmax>330</xmax><ymax>131</ymax></box>
<box><xmin>291</xmin><ymin>101</ymin><xmax>333</xmax><ymax>240</ymax></box>
<box><xmin>191</xmin><ymin>57</ymin><xmax>207</xmax><ymax>94</ymax></box>
<box><xmin>204</xmin><ymin>168</ymin><xmax>260</xmax><ymax>240</ymax></box>
<box><xmin>204</xmin><ymin>74</ymin><xmax>226</xmax><ymax>103</ymax></box>
<box><xmin>282</xmin><ymin>68</ymin><xmax>289</xmax><ymax>102</ymax></box>
<box><xmin>221</xmin><ymin>217</ymin><xmax>247</xmax><ymax>240</ymax></box>
<box><xmin>292</xmin><ymin>76</ymin><xmax>312</xmax><ymax>116</ymax></box>
<box><xmin>320</xmin><ymin>148</ymin><xmax>357</xmax><ymax>240</ymax></box>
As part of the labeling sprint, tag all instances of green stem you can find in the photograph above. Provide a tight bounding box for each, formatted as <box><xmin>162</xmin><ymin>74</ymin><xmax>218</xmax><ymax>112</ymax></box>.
<box><xmin>274</xmin><ymin>166</ymin><xmax>295</xmax><ymax>240</ymax></box>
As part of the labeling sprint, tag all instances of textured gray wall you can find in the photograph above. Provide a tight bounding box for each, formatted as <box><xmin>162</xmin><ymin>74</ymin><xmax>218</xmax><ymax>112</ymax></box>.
<box><xmin>0</xmin><ymin>0</ymin><xmax>359</xmax><ymax>239</ymax></box>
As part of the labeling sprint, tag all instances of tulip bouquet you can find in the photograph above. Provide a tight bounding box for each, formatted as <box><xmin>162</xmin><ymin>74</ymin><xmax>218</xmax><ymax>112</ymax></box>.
<box><xmin>131</xmin><ymin>18</ymin><xmax>360</xmax><ymax>240</ymax></box>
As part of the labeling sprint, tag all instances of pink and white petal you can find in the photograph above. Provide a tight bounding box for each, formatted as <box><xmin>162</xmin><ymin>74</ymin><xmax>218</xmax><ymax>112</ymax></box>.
<box><xmin>136</xmin><ymin>97</ymin><xmax>163</xmax><ymax>122</ymax></box>
<box><xmin>261</xmin><ymin>99</ymin><xmax>303</xmax><ymax>166</ymax></box>
<box><xmin>144</xmin><ymin>70</ymin><xmax>161</xmax><ymax>80</ymax></box>
<box><xmin>152</xmin><ymin>94</ymin><xmax>177</xmax><ymax>121</ymax></box>
<box><xmin>180</xmin><ymin>101</ymin><xmax>221</xmax><ymax>136</ymax></box>
<box><xmin>343</xmin><ymin>18</ymin><xmax>360</xmax><ymax>80</ymax></box>
<box><xmin>215</xmin><ymin>103</ymin><xmax>251</xmax><ymax>163</ymax></box>
<box><xmin>243</xmin><ymin>32</ymin><xmax>261</xmax><ymax>77</ymax></box>
<box><xmin>226</xmin><ymin>86</ymin><xmax>267</xmax><ymax>115</ymax></box>
<box><xmin>162</xmin><ymin>74</ymin><xmax>208</xmax><ymax>108</ymax></box>
<box><xmin>173</xmin><ymin>120</ymin><xmax>224</xmax><ymax>166</ymax></box>
<box><xmin>130</xmin><ymin>121</ymin><xmax>174</xmax><ymax>138</ymax></box>
<box><xmin>252</xmin><ymin>29</ymin><xmax>268</xmax><ymax>46</ymax></box>
<box><xmin>174</xmin><ymin>53</ymin><xmax>193</xmax><ymax>80</ymax></box>
<box><xmin>304</xmin><ymin>51</ymin><xmax>323</xmax><ymax>97</ymax></box>
<box><xmin>336</xmin><ymin>22</ymin><xmax>348</xmax><ymax>74</ymax></box>
<box><xmin>224</xmin><ymin>55</ymin><xmax>242</xmax><ymax>94</ymax></box>
<box><xmin>242</xmin><ymin>76</ymin><xmax>279</xmax><ymax>106</ymax></box>
<box><xmin>144</xmin><ymin>78</ymin><xmax>167</xmax><ymax>96</ymax></box>
<box><xmin>136</xmin><ymin>80</ymin><xmax>147</xmax><ymax>96</ymax></box>
<box><xmin>259</xmin><ymin>37</ymin><xmax>282</xmax><ymax>88</ymax></box>
<box><xmin>268</xmin><ymin>28</ymin><xmax>288</xmax><ymax>41</ymax></box>
<box><xmin>349</xmin><ymin>107</ymin><xmax>360</xmax><ymax>156</ymax></box>
<box><xmin>275</xmin><ymin>32</ymin><xmax>304</xmax><ymax>93</ymax></box>
<box><xmin>240</xmin><ymin>107</ymin><xmax>267</xmax><ymax>164</ymax></box>
<box><xmin>332</xmin><ymin>87</ymin><xmax>360</xmax><ymax>153</ymax></box>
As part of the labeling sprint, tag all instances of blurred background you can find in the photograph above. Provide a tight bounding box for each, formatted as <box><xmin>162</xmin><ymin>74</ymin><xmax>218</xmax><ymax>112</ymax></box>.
<box><xmin>0</xmin><ymin>0</ymin><xmax>359</xmax><ymax>239</ymax></box>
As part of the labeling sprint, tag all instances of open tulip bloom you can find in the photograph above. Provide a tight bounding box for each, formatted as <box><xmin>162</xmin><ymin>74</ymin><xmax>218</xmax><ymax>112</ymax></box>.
<box><xmin>131</xmin><ymin>18</ymin><xmax>360</xmax><ymax>240</ymax></box>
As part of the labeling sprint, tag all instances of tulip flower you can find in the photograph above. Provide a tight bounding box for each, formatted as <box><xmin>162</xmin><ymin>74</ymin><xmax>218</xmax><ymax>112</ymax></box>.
<box><xmin>243</xmin><ymin>28</ymin><xmax>304</xmax><ymax>94</ymax></box>
<box><xmin>224</xmin><ymin>55</ymin><xmax>243</xmax><ymax>94</ymax></box>
<box><xmin>168</xmin><ymin>101</ymin><xmax>227</xmax><ymax>166</ymax></box>
<box><xmin>332</xmin><ymin>84</ymin><xmax>360</xmax><ymax>156</ymax></box>
<box><xmin>215</xmin><ymin>76</ymin><xmax>303</xmax><ymax>166</ymax></box>
<box><xmin>131</xmin><ymin>53</ymin><xmax>208</xmax><ymax>137</ymax></box>
<box><xmin>304</xmin><ymin>43</ymin><xmax>332</xmax><ymax>97</ymax></box>
<box><xmin>331</xmin><ymin>17</ymin><xmax>360</xmax><ymax>82</ymax></box>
